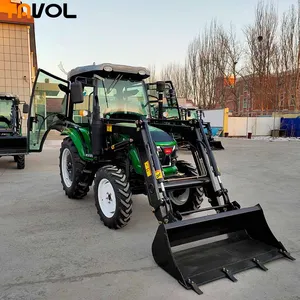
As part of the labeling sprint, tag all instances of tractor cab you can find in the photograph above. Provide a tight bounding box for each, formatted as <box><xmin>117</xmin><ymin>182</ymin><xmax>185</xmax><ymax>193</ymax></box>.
<box><xmin>0</xmin><ymin>93</ymin><xmax>28</xmax><ymax>133</ymax></box>
<box><xmin>69</xmin><ymin>66</ymin><xmax>151</xmax><ymax>122</ymax></box>
<box><xmin>147</xmin><ymin>81</ymin><xmax>181</xmax><ymax>120</ymax></box>
<box><xmin>0</xmin><ymin>93</ymin><xmax>29</xmax><ymax>168</ymax></box>
<box><xmin>27</xmin><ymin>64</ymin><xmax>178</xmax><ymax>167</ymax></box>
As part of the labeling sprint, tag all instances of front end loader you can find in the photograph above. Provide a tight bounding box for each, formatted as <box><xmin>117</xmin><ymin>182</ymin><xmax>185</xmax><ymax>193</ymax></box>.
<box><xmin>146</xmin><ymin>80</ymin><xmax>225</xmax><ymax>150</ymax></box>
<box><xmin>0</xmin><ymin>93</ymin><xmax>29</xmax><ymax>169</ymax></box>
<box><xmin>26</xmin><ymin>63</ymin><xmax>295</xmax><ymax>295</ymax></box>
<box><xmin>181</xmin><ymin>107</ymin><xmax>225</xmax><ymax>150</ymax></box>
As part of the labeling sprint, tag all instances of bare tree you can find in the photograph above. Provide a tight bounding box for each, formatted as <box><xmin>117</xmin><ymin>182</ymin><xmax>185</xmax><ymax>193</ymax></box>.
<box><xmin>213</xmin><ymin>23</ymin><xmax>245</xmax><ymax>112</ymax></box>
<box><xmin>185</xmin><ymin>19</ymin><xmax>228</xmax><ymax>109</ymax></box>
<box><xmin>279</xmin><ymin>3</ymin><xmax>300</xmax><ymax>110</ymax></box>
<box><xmin>151</xmin><ymin>0</ymin><xmax>300</xmax><ymax>116</ymax></box>
<box><xmin>187</xmin><ymin>37</ymin><xmax>200</xmax><ymax>105</ymax></box>
<box><xmin>160</xmin><ymin>62</ymin><xmax>188</xmax><ymax>98</ymax></box>
<box><xmin>243</xmin><ymin>0</ymin><xmax>278</xmax><ymax>113</ymax></box>
<box><xmin>58</xmin><ymin>61</ymin><xmax>68</xmax><ymax>76</ymax></box>
<box><xmin>145</xmin><ymin>64</ymin><xmax>157</xmax><ymax>83</ymax></box>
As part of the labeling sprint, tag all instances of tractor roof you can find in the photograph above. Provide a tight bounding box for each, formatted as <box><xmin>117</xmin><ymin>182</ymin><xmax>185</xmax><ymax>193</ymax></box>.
<box><xmin>0</xmin><ymin>93</ymin><xmax>19</xmax><ymax>101</ymax></box>
<box><xmin>68</xmin><ymin>63</ymin><xmax>151</xmax><ymax>82</ymax></box>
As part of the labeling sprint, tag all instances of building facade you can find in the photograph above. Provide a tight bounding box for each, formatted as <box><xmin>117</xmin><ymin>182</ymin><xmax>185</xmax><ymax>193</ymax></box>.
<box><xmin>0</xmin><ymin>0</ymin><xmax>38</xmax><ymax>105</ymax></box>
<box><xmin>0</xmin><ymin>0</ymin><xmax>38</xmax><ymax>134</ymax></box>
<box><xmin>214</xmin><ymin>72</ymin><xmax>300</xmax><ymax>117</ymax></box>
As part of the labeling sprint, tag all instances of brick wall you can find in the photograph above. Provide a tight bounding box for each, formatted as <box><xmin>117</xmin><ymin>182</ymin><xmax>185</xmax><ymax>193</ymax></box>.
<box><xmin>0</xmin><ymin>22</ymin><xmax>32</xmax><ymax>103</ymax></box>
<box><xmin>0</xmin><ymin>22</ymin><xmax>35</xmax><ymax>134</ymax></box>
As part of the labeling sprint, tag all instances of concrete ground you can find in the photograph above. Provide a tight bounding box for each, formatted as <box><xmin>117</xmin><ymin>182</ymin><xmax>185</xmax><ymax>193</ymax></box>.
<box><xmin>0</xmin><ymin>138</ymin><xmax>299</xmax><ymax>300</ymax></box>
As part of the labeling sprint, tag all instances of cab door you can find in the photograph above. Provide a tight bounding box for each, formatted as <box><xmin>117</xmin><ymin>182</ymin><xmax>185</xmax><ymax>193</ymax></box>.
<box><xmin>27</xmin><ymin>69</ymin><xmax>70</xmax><ymax>152</ymax></box>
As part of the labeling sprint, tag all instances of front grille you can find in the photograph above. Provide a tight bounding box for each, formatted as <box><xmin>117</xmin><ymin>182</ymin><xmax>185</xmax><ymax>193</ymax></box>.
<box><xmin>157</xmin><ymin>146</ymin><xmax>176</xmax><ymax>167</ymax></box>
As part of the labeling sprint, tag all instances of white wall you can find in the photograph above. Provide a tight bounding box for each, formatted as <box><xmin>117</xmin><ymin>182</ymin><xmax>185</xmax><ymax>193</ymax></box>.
<box><xmin>228</xmin><ymin>117</ymin><xmax>281</xmax><ymax>136</ymax></box>
<box><xmin>202</xmin><ymin>109</ymin><xmax>224</xmax><ymax>127</ymax></box>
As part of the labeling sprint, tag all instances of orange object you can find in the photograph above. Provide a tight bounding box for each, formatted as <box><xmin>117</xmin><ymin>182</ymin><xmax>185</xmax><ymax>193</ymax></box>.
<box><xmin>0</xmin><ymin>0</ymin><xmax>18</xmax><ymax>18</ymax></box>
<box><xmin>0</xmin><ymin>0</ymin><xmax>33</xmax><ymax>23</ymax></box>
<box><xmin>224</xmin><ymin>75</ymin><xmax>236</xmax><ymax>87</ymax></box>
<box><xmin>79</xmin><ymin>110</ymin><xmax>88</xmax><ymax>117</ymax></box>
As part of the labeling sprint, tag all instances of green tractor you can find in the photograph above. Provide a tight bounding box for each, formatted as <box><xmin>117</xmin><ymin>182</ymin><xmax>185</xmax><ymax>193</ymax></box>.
<box><xmin>0</xmin><ymin>93</ymin><xmax>29</xmax><ymax>169</ymax></box>
<box><xmin>146</xmin><ymin>80</ymin><xmax>224</xmax><ymax>150</ymax></box>
<box><xmin>180</xmin><ymin>107</ymin><xmax>225</xmax><ymax>150</ymax></box>
<box><xmin>26</xmin><ymin>64</ymin><xmax>294</xmax><ymax>295</ymax></box>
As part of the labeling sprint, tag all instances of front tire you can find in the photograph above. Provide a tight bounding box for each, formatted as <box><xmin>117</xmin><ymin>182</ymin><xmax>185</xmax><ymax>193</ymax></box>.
<box><xmin>168</xmin><ymin>160</ymin><xmax>204</xmax><ymax>213</ymax></box>
<box><xmin>59</xmin><ymin>137</ymin><xmax>92</xmax><ymax>199</ymax></box>
<box><xmin>94</xmin><ymin>165</ymin><xmax>133</xmax><ymax>229</ymax></box>
<box><xmin>16</xmin><ymin>155</ymin><xmax>25</xmax><ymax>169</ymax></box>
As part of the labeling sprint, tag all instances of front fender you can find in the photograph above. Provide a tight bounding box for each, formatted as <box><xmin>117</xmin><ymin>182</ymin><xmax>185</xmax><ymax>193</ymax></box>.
<box><xmin>129</xmin><ymin>147</ymin><xmax>143</xmax><ymax>175</ymax></box>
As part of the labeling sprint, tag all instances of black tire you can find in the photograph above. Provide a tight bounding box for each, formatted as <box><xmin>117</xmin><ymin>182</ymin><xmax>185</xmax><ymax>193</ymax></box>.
<box><xmin>168</xmin><ymin>160</ymin><xmax>204</xmax><ymax>213</ymax></box>
<box><xmin>16</xmin><ymin>155</ymin><xmax>25</xmax><ymax>169</ymax></box>
<box><xmin>59</xmin><ymin>137</ymin><xmax>92</xmax><ymax>199</ymax></box>
<box><xmin>14</xmin><ymin>156</ymin><xmax>18</xmax><ymax>162</ymax></box>
<box><xmin>94</xmin><ymin>165</ymin><xmax>133</xmax><ymax>229</ymax></box>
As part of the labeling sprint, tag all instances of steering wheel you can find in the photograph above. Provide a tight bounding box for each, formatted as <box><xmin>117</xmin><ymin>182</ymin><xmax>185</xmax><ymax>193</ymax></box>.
<box><xmin>53</xmin><ymin>113</ymin><xmax>67</xmax><ymax>122</ymax></box>
<box><xmin>0</xmin><ymin>115</ymin><xmax>10</xmax><ymax>125</ymax></box>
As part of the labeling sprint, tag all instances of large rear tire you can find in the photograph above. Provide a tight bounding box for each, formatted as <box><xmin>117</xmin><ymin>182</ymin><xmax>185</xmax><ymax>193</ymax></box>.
<box><xmin>168</xmin><ymin>160</ymin><xmax>204</xmax><ymax>213</ymax></box>
<box><xmin>59</xmin><ymin>137</ymin><xmax>92</xmax><ymax>199</ymax></box>
<box><xmin>94</xmin><ymin>165</ymin><xmax>133</xmax><ymax>229</ymax></box>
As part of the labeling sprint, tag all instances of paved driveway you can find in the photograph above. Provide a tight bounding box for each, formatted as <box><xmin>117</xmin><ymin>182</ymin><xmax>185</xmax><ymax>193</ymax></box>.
<box><xmin>0</xmin><ymin>138</ymin><xmax>299</xmax><ymax>300</ymax></box>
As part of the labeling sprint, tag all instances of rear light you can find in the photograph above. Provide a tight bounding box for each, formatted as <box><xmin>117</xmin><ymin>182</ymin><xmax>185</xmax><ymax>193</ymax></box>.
<box><xmin>162</xmin><ymin>147</ymin><xmax>174</xmax><ymax>155</ymax></box>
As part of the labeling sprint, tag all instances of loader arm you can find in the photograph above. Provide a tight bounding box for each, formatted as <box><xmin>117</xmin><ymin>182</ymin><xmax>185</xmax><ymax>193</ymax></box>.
<box><xmin>103</xmin><ymin>116</ymin><xmax>234</xmax><ymax>223</ymax></box>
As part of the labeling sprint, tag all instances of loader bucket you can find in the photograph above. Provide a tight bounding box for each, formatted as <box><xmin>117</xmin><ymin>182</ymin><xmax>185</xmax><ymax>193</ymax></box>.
<box><xmin>0</xmin><ymin>136</ymin><xmax>28</xmax><ymax>155</ymax></box>
<box><xmin>152</xmin><ymin>204</ymin><xmax>295</xmax><ymax>295</ymax></box>
<box><xmin>209</xmin><ymin>140</ymin><xmax>224</xmax><ymax>150</ymax></box>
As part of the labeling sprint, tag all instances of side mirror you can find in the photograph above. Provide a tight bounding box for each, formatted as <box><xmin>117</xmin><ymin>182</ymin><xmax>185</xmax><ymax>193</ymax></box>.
<box><xmin>23</xmin><ymin>103</ymin><xmax>29</xmax><ymax>114</ymax></box>
<box><xmin>71</xmin><ymin>81</ymin><xmax>84</xmax><ymax>104</ymax></box>
<box><xmin>58</xmin><ymin>83</ymin><xmax>70</xmax><ymax>94</ymax></box>
<box><xmin>156</xmin><ymin>81</ymin><xmax>165</xmax><ymax>93</ymax></box>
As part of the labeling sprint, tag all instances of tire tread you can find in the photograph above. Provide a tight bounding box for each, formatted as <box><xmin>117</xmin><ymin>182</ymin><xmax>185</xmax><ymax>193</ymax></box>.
<box><xmin>59</xmin><ymin>137</ymin><xmax>94</xmax><ymax>199</ymax></box>
<box><xmin>94</xmin><ymin>165</ymin><xmax>133</xmax><ymax>229</ymax></box>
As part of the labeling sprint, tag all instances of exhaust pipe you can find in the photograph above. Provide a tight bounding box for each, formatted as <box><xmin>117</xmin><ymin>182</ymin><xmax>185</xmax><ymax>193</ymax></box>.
<box><xmin>152</xmin><ymin>204</ymin><xmax>295</xmax><ymax>294</ymax></box>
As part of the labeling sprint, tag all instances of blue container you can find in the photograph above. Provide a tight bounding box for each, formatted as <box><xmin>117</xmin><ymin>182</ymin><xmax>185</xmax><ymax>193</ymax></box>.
<box><xmin>280</xmin><ymin>117</ymin><xmax>300</xmax><ymax>137</ymax></box>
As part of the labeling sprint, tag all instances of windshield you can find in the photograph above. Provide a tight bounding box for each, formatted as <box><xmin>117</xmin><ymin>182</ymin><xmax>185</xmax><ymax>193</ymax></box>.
<box><xmin>151</xmin><ymin>104</ymin><xmax>180</xmax><ymax>120</ymax></box>
<box><xmin>97</xmin><ymin>78</ymin><xmax>149</xmax><ymax>118</ymax></box>
<box><xmin>0</xmin><ymin>100</ymin><xmax>12</xmax><ymax>128</ymax></box>
<box><xmin>187</xmin><ymin>110</ymin><xmax>198</xmax><ymax>119</ymax></box>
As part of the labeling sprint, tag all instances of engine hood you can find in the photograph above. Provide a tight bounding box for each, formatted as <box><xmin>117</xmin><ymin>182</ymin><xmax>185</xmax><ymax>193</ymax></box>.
<box><xmin>116</xmin><ymin>122</ymin><xmax>177</xmax><ymax>146</ymax></box>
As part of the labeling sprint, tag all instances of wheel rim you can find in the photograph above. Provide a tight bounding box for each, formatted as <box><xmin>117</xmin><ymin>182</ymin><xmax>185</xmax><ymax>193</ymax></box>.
<box><xmin>168</xmin><ymin>188</ymin><xmax>190</xmax><ymax>206</ymax></box>
<box><xmin>98</xmin><ymin>178</ymin><xmax>117</xmax><ymax>218</ymax></box>
<box><xmin>61</xmin><ymin>148</ymin><xmax>73</xmax><ymax>188</ymax></box>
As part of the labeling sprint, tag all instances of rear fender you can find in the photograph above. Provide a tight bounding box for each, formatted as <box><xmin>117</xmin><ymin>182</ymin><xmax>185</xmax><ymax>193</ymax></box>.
<box><xmin>62</xmin><ymin>127</ymin><xmax>93</xmax><ymax>161</ymax></box>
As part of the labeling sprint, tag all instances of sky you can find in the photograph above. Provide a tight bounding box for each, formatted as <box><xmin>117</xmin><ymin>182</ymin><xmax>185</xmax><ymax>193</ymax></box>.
<box><xmin>25</xmin><ymin>0</ymin><xmax>298</xmax><ymax>79</ymax></box>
